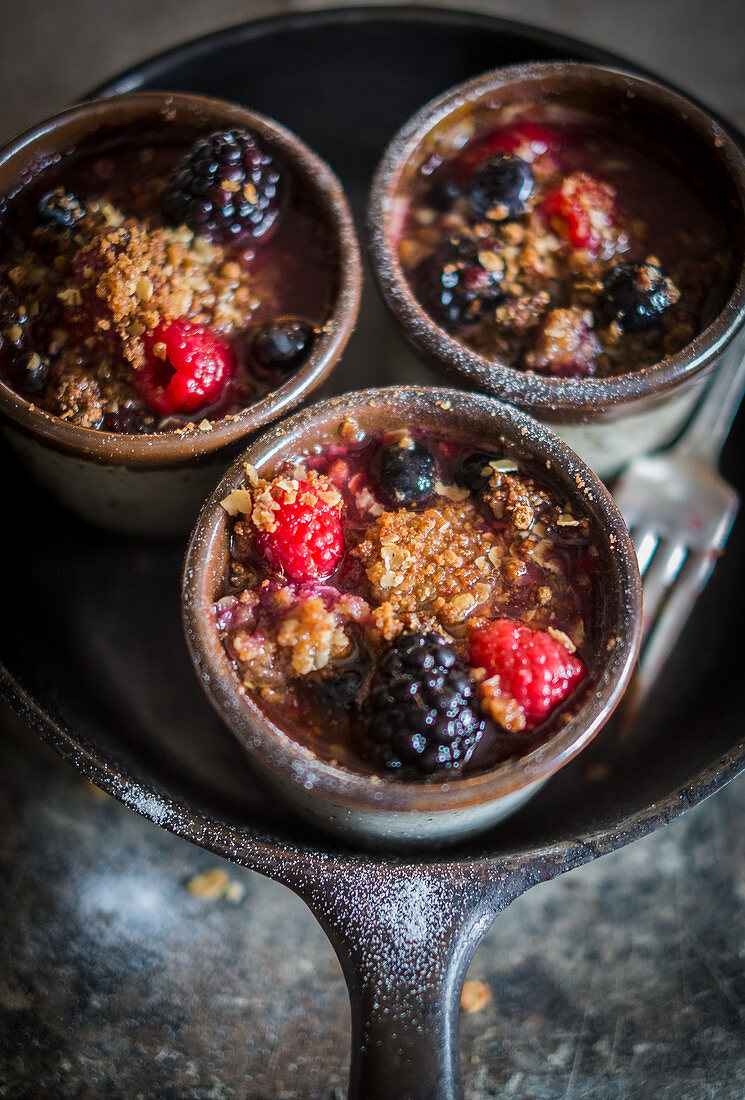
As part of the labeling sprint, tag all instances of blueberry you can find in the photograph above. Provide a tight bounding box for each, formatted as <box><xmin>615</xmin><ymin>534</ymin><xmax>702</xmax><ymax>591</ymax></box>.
<box><xmin>250</xmin><ymin>318</ymin><xmax>315</xmax><ymax>372</ymax></box>
<box><xmin>7</xmin><ymin>350</ymin><xmax>50</xmax><ymax>396</ymax></box>
<box><xmin>375</xmin><ymin>436</ymin><xmax>436</xmax><ymax>508</ymax></box>
<box><xmin>602</xmin><ymin>260</ymin><xmax>679</xmax><ymax>333</ymax></box>
<box><xmin>414</xmin><ymin>235</ymin><xmax>505</xmax><ymax>331</ymax></box>
<box><xmin>456</xmin><ymin>451</ymin><xmax>499</xmax><ymax>494</ymax></box>
<box><xmin>37</xmin><ymin>189</ymin><xmax>86</xmax><ymax>232</ymax></box>
<box><xmin>467</xmin><ymin>153</ymin><xmax>534</xmax><ymax>223</ymax></box>
<box><xmin>311</xmin><ymin>634</ymin><xmax>371</xmax><ymax>711</ymax></box>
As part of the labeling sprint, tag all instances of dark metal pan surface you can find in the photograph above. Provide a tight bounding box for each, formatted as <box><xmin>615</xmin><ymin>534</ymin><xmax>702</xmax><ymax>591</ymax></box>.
<box><xmin>2</xmin><ymin>8</ymin><xmax>743</xmax><ymax>1097</ymax></box>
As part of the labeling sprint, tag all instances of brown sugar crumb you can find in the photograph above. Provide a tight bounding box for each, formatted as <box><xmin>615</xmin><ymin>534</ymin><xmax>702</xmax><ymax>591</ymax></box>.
<box><xmin>484</xmin><ymin>470</ymin><xmax>552</xmax><ymax>532</ymax></box>
<box><xmin>536</xmin><ymin>584</ymin><xmax>553</xmax><ymax>605</ymax></box>
<box><xmin>225</xmin><ymin>579</ymin><xmax>372</xmax><ymax>697</ymax></box>
<box><xmin>50</xmin><ymin>359</ymin><xmax>104</xmax><ymax>428</ymax></box>
<box><xmin>251</xmin><ymin>484</ymin><xmax>282</xmax><ymax>533</ymax></box>
<box><xmin>479</xmin><ymin>676</ymin><xmax>527</xmax><ymax>733</ymax></box>
<box><xmin>523</xmin><ymin>307</ymin><xmax>600</xmax><ymax>376</ymax></box>
<box><xmin>186</xmin><ymin>867</ymin><xmax>244</xmax><ymax>903</ymax></box>
<box><xmin>371</xmin><ymin>601</ymin><xmax>405</xmax><ymax>642</ymax></box>
<box><xmin>186</xmin><ymin>867</ymin><xmax>229</xmax><ymax>899</ymax></box>
<box><xmin>460</xmin><ymin>979</ymin><xmax>492</xmax><ymax>1014</ymax></box>
<box><xmin>355</xmin><ymin>501</ymin><xmax>501</xmax><ymax>628</ymax></box>
<box><xmin>495</xmin><ymin>290</ymin><xmax>551</xmax><ymax>333</ymax></box>
<box><xmin>230</xmin><ymin>629</ymin><xmax>286</xmax><ymax>693</ymax></box>
<box><xmin>277</xmin><ymin>595</ymin><xmax>351</xmax><ymax>674</ymax></box>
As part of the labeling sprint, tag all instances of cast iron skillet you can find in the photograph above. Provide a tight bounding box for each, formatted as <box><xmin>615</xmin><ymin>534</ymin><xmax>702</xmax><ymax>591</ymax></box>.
<box><xmin>2</xmin><ymin>8</ymin><xmax>744</xmax><ymax>1099</ymax></box>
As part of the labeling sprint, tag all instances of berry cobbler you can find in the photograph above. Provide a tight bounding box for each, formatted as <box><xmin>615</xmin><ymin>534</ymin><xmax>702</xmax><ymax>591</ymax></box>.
<box><xmin>0</xmin><ymin>125</ymin><xmax>337</xmax><ymax>432</ymax></box>
<box><xmin>214</xmin><ymin>424</ymin><xmax>598</xmax><ymax>779</ymax></box>
<box><xmin>398</xmin><ymin>108</ymin><xmax>730</xmax><ymax>378</ymax></box>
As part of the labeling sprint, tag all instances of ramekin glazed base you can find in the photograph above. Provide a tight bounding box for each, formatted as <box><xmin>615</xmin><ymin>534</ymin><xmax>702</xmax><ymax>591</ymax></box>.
<box><xmin>183</xmin><ymin>386</ymin><xmax>642</xmax><ymax>847</ymax></box>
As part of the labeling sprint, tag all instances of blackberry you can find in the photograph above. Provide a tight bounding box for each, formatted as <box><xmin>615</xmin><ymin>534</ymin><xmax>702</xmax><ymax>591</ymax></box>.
<box><xmin>37</xmin><ymin>188</ymin><xmax>86</xmax><ymax>232</ymax></box>
<box><xmin>602</xmin><ymin>260</ymin><xmax>679</xmax><ymax>332</ymax></box>
<box><xmin>374</xmin><ymin>435</ymin><xmax>436</xmax><ymax>508</ymax></box>
<box><xmin>250</xmin><ymin>317</ymin><xmax>315</xmax><ymax>373</ymax></box>
<box><xmin>415</xmin><ymin>235</ymin><xmax>505</xmax><ymax>331</ymax></box>
<box><xmin>6</xmin><ymin>349</ymin><xmax>50</xmax><ymax>396</ymax></box>
<box><xmin>102</xmin><ymin>401</ymin><xmax>155</xmax><ymax>434</ymax></box>
<box><xmin>467</xmin><ymin>153</ymin><xmax>534</xmax><ymax>223</ymax></box>
<box><xmin>456</xmin><ymin>451</ymin><xmax>499</xmax><ymax>495</ymax></box>
<box><xmin>361</xmin><ymin>632</ymin><xmax>483</xmax><ymax>776</ymax></box>
<box><xmin>162</xmin><ymin>128</ymin><xmax>281</xmax><ymax>244</ymax></box>
<box><xmin>0</xmin><ymin>286</ymin><xmax>33</xmax><ymax>350</ymax></box>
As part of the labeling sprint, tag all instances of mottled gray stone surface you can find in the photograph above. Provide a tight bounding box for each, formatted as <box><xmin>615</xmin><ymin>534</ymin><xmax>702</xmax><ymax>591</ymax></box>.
<box><xmin>3</xmin><ymin>708</ymin><xmax>745</xmax><ymax>1098</ymax></box>
<box><xmin>1</xmin><ymin>2</ymin><xmax>745</xmax><ymax>1097</ymax></box>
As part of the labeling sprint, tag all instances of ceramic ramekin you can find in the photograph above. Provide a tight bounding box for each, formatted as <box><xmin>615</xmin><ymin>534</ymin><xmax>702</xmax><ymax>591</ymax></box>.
<box><xmin>368</xmin><ymin>63</ymin><xmax>745</xmax><ymax>478</ymax></box>
<box><xmin>182</xmin><ymin>386</ymin><xmax>642</xmax><ymax>848</ymax></box>
<box><xmin>0</xmin><ymin>92</ymin><xmax>361</xmax><ymax>536</ymax></box>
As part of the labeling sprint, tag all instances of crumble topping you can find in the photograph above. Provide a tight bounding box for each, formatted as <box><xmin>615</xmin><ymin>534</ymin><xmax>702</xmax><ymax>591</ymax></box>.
<box><xmin>276</xmin><ymin>595</ymin><xmax>351</xmax><ymax>674</ymax></box>
<box><xmin>354</xmin><ymin>501</ymin><xmax>500</xmax><ymax>628</ymax></box>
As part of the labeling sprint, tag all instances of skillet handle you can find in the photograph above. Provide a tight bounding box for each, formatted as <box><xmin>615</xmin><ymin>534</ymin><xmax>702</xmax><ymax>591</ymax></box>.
<box><xmin>305</xmin><ymin>867</ymin><xmax>508</xmax><ymax>1100</ymax></box>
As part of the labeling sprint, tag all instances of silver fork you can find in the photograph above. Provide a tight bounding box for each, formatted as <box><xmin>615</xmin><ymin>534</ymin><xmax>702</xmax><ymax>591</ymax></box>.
<box><xmin>613</xmin><ymin>340</ymin><xmax>745</xmax><ymax>710</ymax></box>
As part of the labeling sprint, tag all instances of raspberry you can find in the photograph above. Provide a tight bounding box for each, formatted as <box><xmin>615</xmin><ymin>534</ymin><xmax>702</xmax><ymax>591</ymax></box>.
<box><xmin>255</xmin><ymin>477</ymin><xmax>344</xmax><ymax>582</ymax></box>
<box><xmin>462</xmin><ymin>122</ymin><xmax>559</xmax><ymax>173</ymax></box>
<box><xmin>541</xmin><ymin>172</ymin><xmax>616</xmax><ymax>253</ymax></box>
<box><xmin>362</xmin><ymin>632</ymin><xmax>483</xmax><ymax>776</ymax></box>
<box><xmin>162</xmin><ymin>128</ymin><xmax>281</xmax><ymax>244</ymax></box>
<box><xmin>469</xmin><ymin>618</ymin><xmax>584</xmax><ymax>730</ymax></box>
<box><xmin>137</xmin><ymin>320</ymin><xmax>236</xmax><ymax>416</ymax></box>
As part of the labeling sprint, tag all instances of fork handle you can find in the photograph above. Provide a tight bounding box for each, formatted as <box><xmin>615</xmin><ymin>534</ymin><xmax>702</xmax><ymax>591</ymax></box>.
<box><xmin>675</xmin><ymin>339</ymin><xmax>745</xmax><ymax>464</ymax></box>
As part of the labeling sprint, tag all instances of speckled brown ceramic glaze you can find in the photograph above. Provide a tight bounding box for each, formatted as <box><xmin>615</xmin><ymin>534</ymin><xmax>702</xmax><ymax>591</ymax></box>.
<box><xmin>0</xmin><ymin>92</ymin><xmax>361</xmax><ymax>535</ymax></box>
<box><xmin>182</xmin><ymin>386</ymin><xmax>641</xmax><ymax>846</ymax></box>
<box><xmin>368</xmin><ymin>63</ymin><xmax>745</xmax><ymax>475</ymax></box>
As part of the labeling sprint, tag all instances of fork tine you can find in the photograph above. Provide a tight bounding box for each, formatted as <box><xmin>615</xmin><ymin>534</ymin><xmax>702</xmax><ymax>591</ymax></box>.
<box><xmin>631</xmin><ymin>526</ymin><xmax>661</xmax><ymax>576</ymax></box>
<box><xmin>639</xmin><ymin>540</ymin><xmax>688</xmax><ymax>640</ymax></box>
<box><xmin>630</xmin><ymin>549</ymin><xmax>717</xmax><ymax>710</ymax></box>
